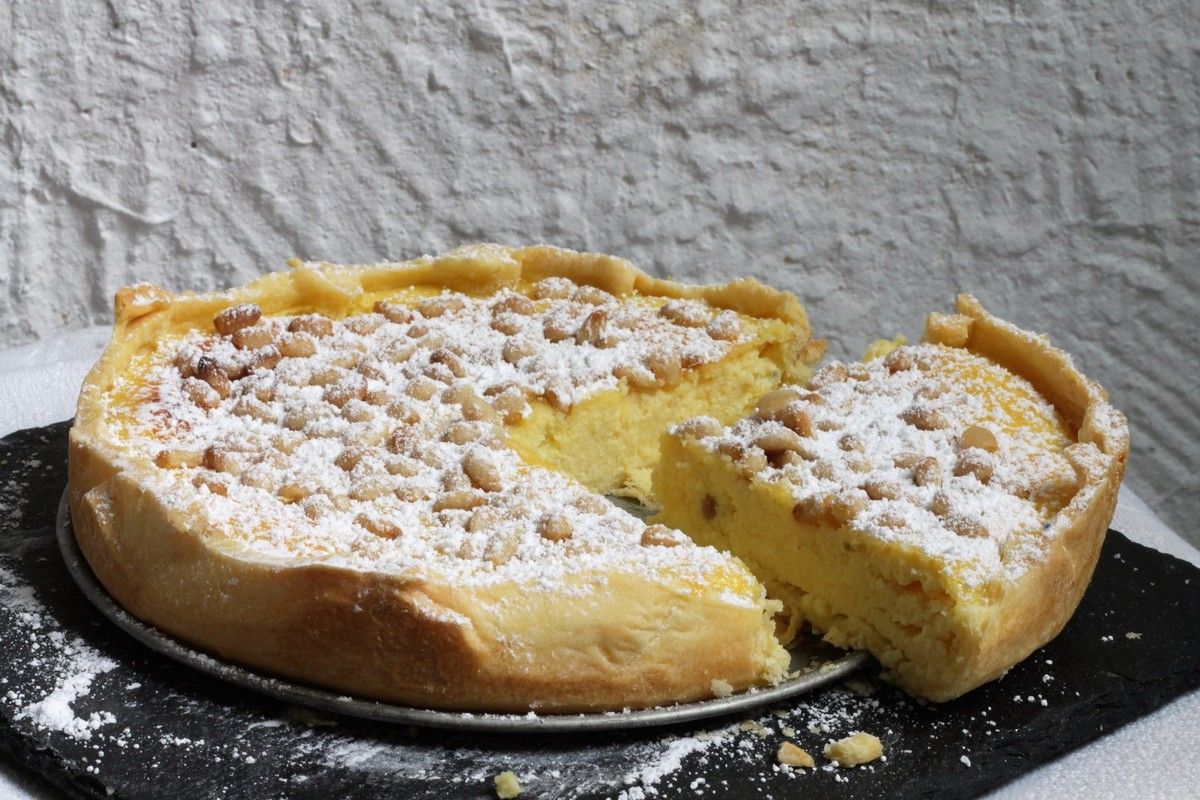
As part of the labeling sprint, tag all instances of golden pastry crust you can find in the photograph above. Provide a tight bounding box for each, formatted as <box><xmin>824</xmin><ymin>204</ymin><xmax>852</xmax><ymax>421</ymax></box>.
<box><xmin>918</xmin><ymin>294</ymin><xmax>1128</xmax><ymax>699</ymax></box>
<box><xmin>654</xmin><ymin>293</ymin><xmax>1128</xmax><ymax>701</ymax></box>
<box><xmin>68</xmin><ymin>244</ymin><xmax>815</xmax><ymax>712</ymax></box>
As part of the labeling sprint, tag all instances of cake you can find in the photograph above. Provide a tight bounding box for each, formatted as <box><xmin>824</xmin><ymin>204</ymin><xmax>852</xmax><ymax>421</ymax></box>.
<box><xmin>69</xmin><ymin>241</ymin><xmax>1127</xmax><ymax>710</ymax></box>
<box><xmin>652</xmin><ymin>294</ymin><xmax>1129</xmax><ymax>701</ymax></box>
<box><xmin>67</xmin><ymin>244</ymin><xmax>823</xmax><ymax>712</ymax></box>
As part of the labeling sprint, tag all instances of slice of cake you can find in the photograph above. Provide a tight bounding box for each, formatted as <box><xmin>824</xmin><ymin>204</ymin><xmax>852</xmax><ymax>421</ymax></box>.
<box><xmin>653</xmin><ymin>294</ymin><xmax>1128</xmax><ymax>701</ymax></box>
<box><xmin>68</xmin><ymin>244</ymin><xmax>822</xmax><ymax>712</ymax></box>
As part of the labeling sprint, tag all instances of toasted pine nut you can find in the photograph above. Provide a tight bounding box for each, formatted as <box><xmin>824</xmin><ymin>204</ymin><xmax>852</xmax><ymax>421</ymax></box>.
<box><xmin>644</xmin><ymin>351</ymin><xmax>681</xmax><ymax>387</ymax></box>
<box><xmin>373</xmin><ymin>300</ymin><xmax>414</xmax><ymax>324</ymax></box>
<box><xmin>640</xmin><ymin>524</ymin><xmax>686</xmax><ymax>547</ymax></box>
<box><xmin>462</xmin><ymin>448</ymin><xmax>502</xmax><ymax>492</ymax></box>
<box><xmin>861</xmin><ymin>477</ymin><xmax>901</xmax><ymax>501</ymax></box>
<box><xmin>900</xmin><ymin>404</ymin><xmax>948</xmax><ymax>431</ymax></box>
<box><xmin>494</xmin><ymin>294</ymin><xmax>535</xmax><ymax>315</ymax></box>
<box><xmin>287</xmin><ymin>314</ymin><xmax>333</xmax><ymax>338</ymax></box>
<box><xmin>706</xmin><ymin>311</ymin><xmax>741</xmax><ymax>341</ymax></box>
<box><xmin>432</xmin><ymin>490</ymin><xmax>486</xmax><ymax>512</ymax></box>
<box><xmin>530</xmin><ymin>277</ymin><xmax>574</xmax><ymax>300</ymax></box>
<box><xmin>154</xmin><ymin>449</ymin><xmax>203</xmax><ymax>469</ymax></box>
<box><xmin>278</xmin><ymin>332</ymin><xmax>317</xmax><ymax>359</ymax></box>
<box><xmin>213</xmin><ymin>304</ymin><xmax>261</xmax><ymax>335</ymax></box>
<box><xmin>356</xmin><ymin>513</ymin><xmax>403</xmax><ymax>539</ymax></box>
<box><xmin>954</xmin><ymin>449</ymin><xmax>995</xmax><ymax>484</ymax></box>
<box><xmin>184</xmin><ymin>377</ymin><xmax>221</xmax><ymax>410</ymax></box>
<box><xmin>755</xmin><ymin>388</ymin><xmax>803</xmax><ymax>417</ymax></box>
<box><xmin>231</xmin><ymin>325</ymin><xmax>275</xmax><ymax>351</ymax></box>
<box><xmin>538</xmin><ymin>512</ymin><xmax>573</xmax><ymax>541</ymax></box>
<box><xmin>960</xmin><ymin>425</ymin><xmax>999</xmax><ymax>452</ymax></box>
<box><xmin>418</xmin><ymin>295</ymin><xmax>465</xmax><ymax>318</ymax></box>
<box><xmin>912</xmin><ymin>457</ymin><xmax>942</xmax><ymax>487</ymax></box>
<box><xmin>658</xmin><ymin>299</ymin><xmax>707</xmax><ymax>328</ymax></box>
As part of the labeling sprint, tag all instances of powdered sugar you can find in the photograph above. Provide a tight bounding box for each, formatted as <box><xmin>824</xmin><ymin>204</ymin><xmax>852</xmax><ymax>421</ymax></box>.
<box><xmin>99</xmin><ymin>281</ymin><xmax>756</xmax><ymax>605</ymax></box>
<box><xmin>0</xmin><ymin>564</ymin><xmax>118</xmax><ymax>741</ymax></box>
<box><xmin>18</xmin><ymin>667</ymin><xmax>118</xmax><ymax>740</ymax></box>
<box><xmin>679</xmin><ymin>345</ymin><xmax>1087</xmax><ymax>586</ymax></box>
<box><xmin>296</xmin><ymin>688</ymin><xmax>887</xmax><ymax>799</ymax></box>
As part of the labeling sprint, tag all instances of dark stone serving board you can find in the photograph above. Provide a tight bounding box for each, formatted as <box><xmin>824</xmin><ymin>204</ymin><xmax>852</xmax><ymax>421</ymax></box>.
<box><xmin>1</xmin><ymin>422</ymin><xmax>1198</xmax><ymax>800</ymax></box>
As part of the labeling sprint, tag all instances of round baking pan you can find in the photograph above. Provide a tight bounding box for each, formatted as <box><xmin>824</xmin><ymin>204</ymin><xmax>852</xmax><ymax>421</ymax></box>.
<box><xmin>56</xmin><ymin>492</ymin><xmax>869</xmax><ymax>732</ymax></box>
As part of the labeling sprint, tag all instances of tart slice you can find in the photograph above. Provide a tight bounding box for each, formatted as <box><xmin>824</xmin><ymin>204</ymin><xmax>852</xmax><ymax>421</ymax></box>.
<box><xmin>653</xmin><ymin>294</ymin><xmax>1129</xmax><ymax>701</ymax></box>
<box><xmin>68</xmin><ymin>244</ymin><xmax>821</xmax><ymax>712</ymax></box>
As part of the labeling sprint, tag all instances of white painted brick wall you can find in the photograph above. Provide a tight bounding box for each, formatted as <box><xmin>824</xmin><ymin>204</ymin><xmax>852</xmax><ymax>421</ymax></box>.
<box><xmin>1</xmin><ymin>1</ymin><xmax>1196</xmax><ymax>540</ymax></box>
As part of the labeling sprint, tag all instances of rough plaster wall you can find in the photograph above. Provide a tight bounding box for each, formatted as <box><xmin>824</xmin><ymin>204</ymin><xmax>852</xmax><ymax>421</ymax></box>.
<box><xmin>0</xmin><ymin>1</ymin><xmax>1197</xmax><ymax>538</ymax></box>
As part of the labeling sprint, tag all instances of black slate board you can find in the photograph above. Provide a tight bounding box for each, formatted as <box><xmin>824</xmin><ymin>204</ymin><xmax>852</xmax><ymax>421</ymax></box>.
<box><xmin>1</xmin><ymin>422</ymin><xmax>1198</xmax><ymax>800</ymax></box>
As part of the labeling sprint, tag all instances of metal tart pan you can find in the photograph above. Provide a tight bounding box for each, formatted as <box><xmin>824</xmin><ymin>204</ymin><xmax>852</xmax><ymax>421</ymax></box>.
<box><xmin>57</xmin><ymin>492</ymin><xmax>869</xmax><ymax>732</ymax></box>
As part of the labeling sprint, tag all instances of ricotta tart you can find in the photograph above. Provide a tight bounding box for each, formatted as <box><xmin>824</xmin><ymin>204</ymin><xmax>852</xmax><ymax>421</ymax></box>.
<box><xmin>68</xmin><ymin>244</ymin><xmax>821</xmax><ymax>712</ymax></box>
<box><xmin>653</xmin><ymin>295</ymin><xmax>1129</xmax><ymax>701</ymax></box>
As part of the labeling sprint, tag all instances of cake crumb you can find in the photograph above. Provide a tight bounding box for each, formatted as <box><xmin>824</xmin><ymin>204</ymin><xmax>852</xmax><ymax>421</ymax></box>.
<box><xmin>824</xmin><ymin>732</ymin><xmax>883</xmax><ymax>767</ymax></box>
<box><xmin>739</xmin><ymin>720</ymin><xmax>770</xmax><ymax>736</ymax></box>
<box><xmin>494</xmin><ymin>770</ymin><xmax>521</xmax><ymax>798</ymax></box>
<box><xmin>863</xmin><ymin>335</ymin><xmax>907</xmax><ymax>361</ymax></box>
<box><xmin>710</xmin><ymin>679</ymin><xmax>734</xmax><ymax>697</ymax></box>
<box><xmin>776</xmin><ymin>741</ymin><xmax>815</xmax><ymax>769</ymax></box>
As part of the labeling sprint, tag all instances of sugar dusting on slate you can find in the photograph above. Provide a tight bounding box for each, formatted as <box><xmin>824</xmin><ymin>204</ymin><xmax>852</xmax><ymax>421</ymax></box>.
<box><xmin>0</xmin><ymin>545</ymin><xmax>904</xmax><ymax>797</ymax></box>
<box><xmin>295</xmin><ymin>690</ymin><xmax>891</xmax><ymax>798</ymax></box>
<box><xmin>1</xmin><ymin>565</ymin><xmax>118</xmax><ymax>741</ymax></box>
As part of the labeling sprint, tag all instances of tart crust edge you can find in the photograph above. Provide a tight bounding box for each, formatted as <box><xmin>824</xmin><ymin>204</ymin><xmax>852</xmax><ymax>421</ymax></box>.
<box><xmin>918</xmin><ymin>293</ymin><xmax>1129</xmax><ymax>700</ymax></box>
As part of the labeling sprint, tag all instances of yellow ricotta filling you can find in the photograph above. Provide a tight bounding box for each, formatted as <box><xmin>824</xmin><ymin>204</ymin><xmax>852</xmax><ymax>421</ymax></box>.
<box><xmin>508</xmin><ymin>334</ymin><xmax>789</xmax><ymax>500</ymax></box>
